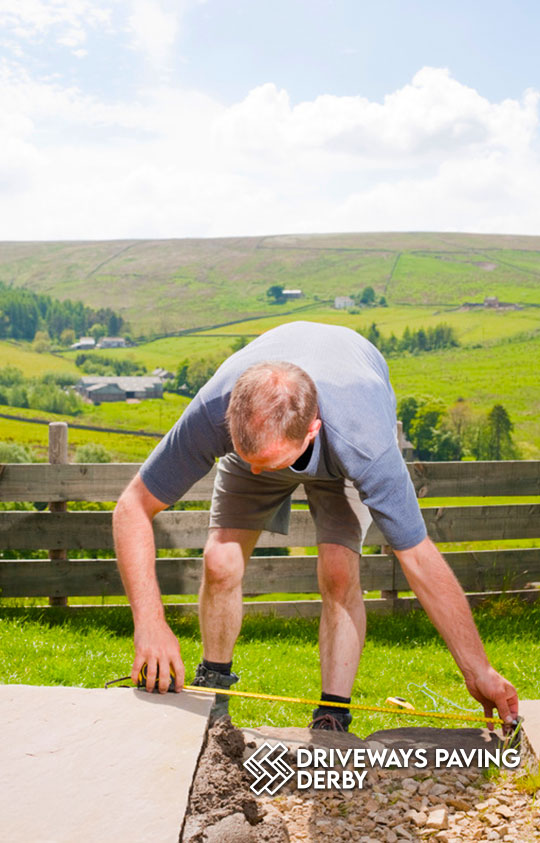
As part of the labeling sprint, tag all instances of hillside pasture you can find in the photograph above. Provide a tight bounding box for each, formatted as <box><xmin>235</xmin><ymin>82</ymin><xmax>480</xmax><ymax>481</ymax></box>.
<box><xmin>388</xmin><ymin>334</ymin><xmax>540</xmax><ymax>458</ymax></box>
<box><xmin>192</xmin><ymin>304</ymin><xmax>540</xmax><ymax>347</ymax></box>
<box><xmin>62</xmin><ymin>334</ymin><xmax>237</xmax><ymax>373</ymax></box>
<box><xmin>80</xmin><ymin>392</ymin><xmax>190</xmax><ymax>432</ymax></box>
<box><xmin>0</xmin><ymin>413</ymin><xmax>157</xmax><ymax>463</ymax></box>
<box><xmin>389</xmin><ymin>251</ymin><xmax>540</xmax><ymax>306</ymax></box>
<box><xmin>0</xmin><ymin>341</ymin><xmax>79</xmax><ymax>378</ymax></box>
<box><xmin>2</xmin><ymin>233</ymin><xmax>540</xmax><ymax>335</ymax></box>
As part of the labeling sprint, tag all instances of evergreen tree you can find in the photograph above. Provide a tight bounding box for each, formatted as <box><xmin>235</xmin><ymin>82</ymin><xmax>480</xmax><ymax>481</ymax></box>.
<box><xmin>366</xmin><ymin>322</ymin><xmax>380</xmax><ymax>348</ymax></box>
<box><xmin>360</xmin><ymin>286</ymin><xmax>376</xmax><ymax>305</ymax></box>
<box><xmin>409</xmin><ymin>402</ymin><xmax>444</xmax><ymax>460</ymax></box>
<box><xmin>397</xmin><ymin>396</ymin><xmax>419</xmax><ymax>440</ymax></box>
<box><xmin>266</xmin><ymin>285</ymin><xmax>285</xmax><ymax>303</ymax></box>
<box><xmin>485</xmin><ymin>404</ymin><xmax>519</xmax><ymax>460</ymax></box>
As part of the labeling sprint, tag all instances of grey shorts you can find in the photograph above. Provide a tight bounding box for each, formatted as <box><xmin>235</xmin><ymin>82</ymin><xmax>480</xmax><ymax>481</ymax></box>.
<box><xmin>209</xmin><ymin>452</ymin><xmax>372</xmax><ymax>554</ymax></box>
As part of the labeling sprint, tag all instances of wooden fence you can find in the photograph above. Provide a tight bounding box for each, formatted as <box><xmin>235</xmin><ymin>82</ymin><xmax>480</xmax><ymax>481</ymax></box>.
<box><xmin>1</xmin><ymin>422</ymin><xmax>540</xmax><ymax>615</ymax></box>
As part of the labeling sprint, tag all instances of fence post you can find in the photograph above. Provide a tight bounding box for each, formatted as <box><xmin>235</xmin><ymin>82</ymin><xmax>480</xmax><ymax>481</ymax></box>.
<box><xmin>380</xmin><ymin>544</ymin><xmax>398</xmax><ymax>610</ymax></box>
<box><xmin>48</xmin><ymin>422</ymin><xmax>68</xmax><ymax>607</ymax></box>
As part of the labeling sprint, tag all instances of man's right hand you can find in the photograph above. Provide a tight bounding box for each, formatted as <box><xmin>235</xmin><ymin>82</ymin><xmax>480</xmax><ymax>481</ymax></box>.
<box><xmin>132</xmin><ymin>619</ymin><xmax>185</xmax><ymax>694</ymax></box>
<box><xmin>113</xmin><ymin>474</ymin><xmax>185</xmax><ymax>694</ymax></box>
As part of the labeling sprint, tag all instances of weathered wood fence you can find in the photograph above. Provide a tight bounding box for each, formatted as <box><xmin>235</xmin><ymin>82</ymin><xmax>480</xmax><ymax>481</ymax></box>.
<box><xmin>1</xmin><ymin>422</ymin><xmax>540</xmax><ymax>615</ymax></box>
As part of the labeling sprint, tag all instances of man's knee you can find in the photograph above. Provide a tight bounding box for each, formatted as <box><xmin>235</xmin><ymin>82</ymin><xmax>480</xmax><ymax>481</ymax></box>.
<box><xmin>202</xmin><ymin>534</ymin><xmax>245</xmax><ymax>589</ymax></box>
<box><xmin>318</xmin><ymin>544</ymin><xmax>361</xmax><ymax>604</ymax></box>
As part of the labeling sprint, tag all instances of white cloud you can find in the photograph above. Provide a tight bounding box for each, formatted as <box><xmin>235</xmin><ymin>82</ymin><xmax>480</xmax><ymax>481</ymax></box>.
<box><xmin>0</xmin><ymin>0</ymin><xmax>112</xmax><ymax>55</ymax></box>
<box><xmin>127</xmin><ymin>0</ymin><xmax>202</xmax><ymax>69</ymax></box>
<box><xmin>216</xmin><ymin>69</ymin><xmax>539</xmax><ymax>167</ymax></box>
<box><xmin>0</xmin><ymin>65</ymin><xmax>539</xmax><ymax>239</ymax></box>
<box><xmin>0</xmin><ymin>0</ymin><xmax>112</xmax><ymax>35</ymax></box>
<box><xmin>128</xmin><ymin>0</ymin><xmax>177</xmax><ymax>66</ymax></box>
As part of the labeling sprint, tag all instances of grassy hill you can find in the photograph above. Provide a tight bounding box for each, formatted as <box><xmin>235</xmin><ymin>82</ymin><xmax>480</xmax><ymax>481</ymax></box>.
<box><xmin>1</xmin><ymin>232</ymin><xmax>540</xmax><ymax>335</ymax></box>
<box><xmin>0</xmin><ymin>232</ymin><xmax>539</xmax><ymax>460</ymax></box>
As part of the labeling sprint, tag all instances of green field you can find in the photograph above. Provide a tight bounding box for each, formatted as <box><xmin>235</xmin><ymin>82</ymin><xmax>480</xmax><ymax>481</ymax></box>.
<box><xmin>2</xmin><ymin>303</ymin><xmax>539</xmax><ymax>459</ymax></box>
<box><xmin>0</xmin><ymin>340</ymin><xmax>78</xmax><ymax>378</ymax></box>
<box><xmin>1</xmin><ymin>599</ymin><xmax>538</xmax><ymax>731</ymax></box>
<box><xmin>0</xmin><ymin>412</ymin><xmax>157</xmax><ymax>462</ymax></box>
<box><xmin>1</xmin><ymin>232</ymin><xmax>539</xmax><ymax>460</ymax></box>
<box><xmin>388</xmin><ymin>334</ymin><xmax>540</xmax><ymax>458</ymax></box>
<box><xmin>2</xmin><ymin>232</ymin><xmax>540</xmax><ymax>334</ymax></box>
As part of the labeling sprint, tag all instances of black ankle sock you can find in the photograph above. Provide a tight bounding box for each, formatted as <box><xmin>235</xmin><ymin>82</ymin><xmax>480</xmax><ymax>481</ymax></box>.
<box><xmin>202</xmin><ymin>658</ymin><xmax>232</xmax><ymax>676</ymax></box>
<box><xmin>319</xmin><ymin>692</ymin><xmax>351</xmax><ymax>717</ymax></box>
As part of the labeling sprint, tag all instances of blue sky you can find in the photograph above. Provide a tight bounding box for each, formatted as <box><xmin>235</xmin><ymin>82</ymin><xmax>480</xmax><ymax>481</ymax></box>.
<box><xmin>1</xmin><ymin>0</ymin><xmax>539</xmax><ymax>239</ymax></box>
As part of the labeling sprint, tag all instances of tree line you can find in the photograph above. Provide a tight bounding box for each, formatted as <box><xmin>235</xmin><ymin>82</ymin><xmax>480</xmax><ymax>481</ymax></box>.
<box><xmin>0</xmin><ymin>366</ymin><xmax>82</xmax><ymax>415</ymax></box>
<box><xmin>75</xmin><ymin>353</ymin><xmax>146</xmax><ymax>377</ymax></box>
<box><xmin>358</xmin><ymin>322</ymin><xmax>459</xmax><ymax>355</ymax></box>
<box><xmin>0</xmin><ymin>281</ymin><xmax>125</xmax><ymax>343</ymax></box>
<box><xmin>399</xmin><ymin>396</ymin><xmax>519</xmax><ymax>461</ymax></box>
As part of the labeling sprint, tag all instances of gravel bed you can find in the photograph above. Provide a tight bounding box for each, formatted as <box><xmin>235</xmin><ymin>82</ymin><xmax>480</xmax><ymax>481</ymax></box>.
<box><xmin>182</xmin><ymin>719</ymin><xmax>540</xmax><ymax>842</ymax></box>
<box><xmin>260</xmin><ymin>764</ymin><xmax>540</xmax><ymax>842</ymax></box>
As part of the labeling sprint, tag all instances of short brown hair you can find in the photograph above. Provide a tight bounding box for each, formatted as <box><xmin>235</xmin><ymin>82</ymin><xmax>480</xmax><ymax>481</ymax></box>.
<box><xmin>226</xmin><ymin>361</ymin><xmax>318</xmax><ymax>455</ymax></box>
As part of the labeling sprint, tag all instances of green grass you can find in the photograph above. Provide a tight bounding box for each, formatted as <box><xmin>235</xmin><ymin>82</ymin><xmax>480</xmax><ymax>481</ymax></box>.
<box><xmin>9</xmin><ymin>314</ymin><xmax>538</xmax><ymax>459</ymax></box>
<box><xmin>388</xmin><ymin>335</ymin><xmax>540</xmax><ymax>458</ymax></box>
<box><xmin>192</xmin><ymin>303</ymin><xmax>540</xmax><ymax>346</ymax></box>
<box><xmin>2</xmin><ymin>233</ymin><xmax>540</xmax><ymax>335</ymax></box>
<box><xmin>0</xmin><ymin>340</ymin><xmax>79</xmax><ymax>377</ymax></box>
<box><xmin>1</xmin><ymin>597</ymin><xmax>538</xmax><ymax>734</ymax></box>
<box><xmin>389</xmin><ymin>251</ymin><xmax>540</xmax><ymax>306</ymax></box>
<box><xmin>514</xmin><ymin>769</ymin><xmax>540</xmax><ymax>796</ymax></box>
<box><xmin>79</xmin><ymin>392</ymin><xmax>190</xmax><ymax>431</ymax></box>
<box><xmin>0</xmin><ymin>414</ymin><xmax>157</xmax><ymax>462</ymax></box>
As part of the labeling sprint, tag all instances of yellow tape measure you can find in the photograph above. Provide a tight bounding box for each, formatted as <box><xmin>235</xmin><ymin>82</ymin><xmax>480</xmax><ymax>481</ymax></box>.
<box><xmin>106</xmin><ymin>665</ymin><xmax>503</xmax><ymax>727</ymax></box>
<box><xmin>183</xmin><ymin>684</ymin><xmax>503</xmax><ymax>726</ymax></box>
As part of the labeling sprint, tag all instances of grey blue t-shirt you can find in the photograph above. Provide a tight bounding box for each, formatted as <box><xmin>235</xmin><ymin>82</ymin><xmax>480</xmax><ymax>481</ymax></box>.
<box><xmin>140</xmin><ymin>321</ymin><xmax>427</xmax><ymax>550</ymax></box>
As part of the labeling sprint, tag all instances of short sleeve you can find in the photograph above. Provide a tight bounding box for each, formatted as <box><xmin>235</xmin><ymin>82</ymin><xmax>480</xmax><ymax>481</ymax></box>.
<box><xmin>352</xmin><ymin>443</ymin><xmax>427</xmax><ymax>551</ymax></box>
<box><xmin>139</xmin><ymin>394</ymin><xmax>230</xmax><ymax>505</ymax></box>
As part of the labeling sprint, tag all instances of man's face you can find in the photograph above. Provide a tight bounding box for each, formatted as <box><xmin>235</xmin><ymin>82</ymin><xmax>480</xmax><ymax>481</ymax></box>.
<box><xmin>236</xmin><ymin>418</ymin><xmax>321</xmax><ymax>474</ymax></box>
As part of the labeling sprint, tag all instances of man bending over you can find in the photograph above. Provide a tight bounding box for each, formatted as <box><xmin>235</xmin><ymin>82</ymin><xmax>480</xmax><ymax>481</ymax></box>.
<box><xmin>113</xmin><ymin>321</ymin><xmax>518</xmax><ymax>731</ymax></box>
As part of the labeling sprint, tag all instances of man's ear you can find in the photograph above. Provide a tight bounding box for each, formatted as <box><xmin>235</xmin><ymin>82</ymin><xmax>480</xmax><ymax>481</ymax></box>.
<box><xmin>307</xmin><ymin>418</ymin><xmax>322</xmax><ymax>440</ymax></box>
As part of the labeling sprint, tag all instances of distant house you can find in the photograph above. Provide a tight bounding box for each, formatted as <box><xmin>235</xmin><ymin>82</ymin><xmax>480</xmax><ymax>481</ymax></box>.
<box><xmin>97</xmin><ymin>337</ymin><xmax>129</xmax><ymax>349</ymax></box>
<box><xmin>282</xmin><ymin>289</ymin><xmax>303</xmax><ymax>299</ymax></box>
<box><xmin>334</xmin><ymin>296</ymin><xmax>354</xmax><ymax>310</ymax></box>
<box><xmin>152</xmin><ymin>367</ymin><xmax>174</xmax><ymax>380</ymax></box>
<box><xmin>484</xmin><ymin>296</ymin><xmax>500</xmax><ymax>308</ymax></box>
<box><xmin>76</xmin><ymin>376</ymin><xmax>163</xmax><ymax>404</ymax></box>
<box><xmin>70</xmin><ymin>337</ymin><xmax>96</xmax><ymax>350</ymax></box>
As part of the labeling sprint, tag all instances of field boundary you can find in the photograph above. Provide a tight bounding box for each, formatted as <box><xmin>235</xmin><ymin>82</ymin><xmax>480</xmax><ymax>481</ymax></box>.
<box><xmin>1</xmin><ymin>423</ymin><xmax>539</xmax><ymax>613</ymax></box>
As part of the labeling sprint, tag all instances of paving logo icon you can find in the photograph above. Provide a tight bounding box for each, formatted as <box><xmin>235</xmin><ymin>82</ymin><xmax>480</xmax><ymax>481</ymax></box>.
<box><xmin>243</xmin><ymin>742</ymin><xmax>295</xmax><ymax>795</ymax></box>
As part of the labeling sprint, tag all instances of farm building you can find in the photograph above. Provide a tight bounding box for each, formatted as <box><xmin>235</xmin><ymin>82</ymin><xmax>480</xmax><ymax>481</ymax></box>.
<box><xmin>96</xmin><ymin>337</ymin><xmax>129</xmax><ymax>349</ymax></box>
<box><xmin>282</xmin><ymin>289</ymin><xmax>303</xmax><ymax>299</ymax></box>
<box><xmin>70</xmin><ymin>337</ymin><xmax>96</xmax><ymax>350</ymax></box>
<box><xmin>334</xmin><ymin>296</ymin><xmax>355</xmax><ymax>309</ymax></box>
<box><xmin>152</xmin><ymin>367</ymin><xmax>174</xmax><ymax>380</ymax></box>
<box><xmin>76</xmin><ymin>376</ymin><xmax>163</xmax><ymax>404</ymax></box>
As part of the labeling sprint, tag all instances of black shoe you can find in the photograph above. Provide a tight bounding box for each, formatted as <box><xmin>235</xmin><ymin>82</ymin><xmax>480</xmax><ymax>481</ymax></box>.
<box><xmin>191</xmin><ymin>663</ymin><xmax>239</xmax><ymax>723</ymax></box>
<box><xmin>310</xmin><ymin>708</ymin><xmax>352</xmax><ymax>732</ymax></box>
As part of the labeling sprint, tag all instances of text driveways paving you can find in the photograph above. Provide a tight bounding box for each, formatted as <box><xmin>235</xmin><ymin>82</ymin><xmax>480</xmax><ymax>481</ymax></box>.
<box><xmin>0</xmin><ymin>684</ymin><xmax>212</xmax><ymax>843</ymax></box>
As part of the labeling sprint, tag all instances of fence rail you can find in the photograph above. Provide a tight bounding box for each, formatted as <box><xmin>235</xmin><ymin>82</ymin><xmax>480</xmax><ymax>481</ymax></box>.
<box><xmin>2</xmin><ymin>459</ymin><xmax>540</xmax><ymax>501</ymax></box>
<box><xmin>2</xmin><ymin>504</ymin><xmax>540</xmax><ymax>550</ymax></box>
<box><xmin>0</xmin><ymin>423</ymin><xmax>539</xmax><ymax>614</ymax></box>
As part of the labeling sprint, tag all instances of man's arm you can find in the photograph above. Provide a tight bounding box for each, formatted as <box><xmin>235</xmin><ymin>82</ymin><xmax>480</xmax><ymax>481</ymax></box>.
<box><xmin>394</xmin><ymin>536</ymin><xmax>518</xmax><ymax>728</ymax></box>
<box><xmin>112</xmin><ymin>473</ymin><xmax>184</xmax><ymax>693</ymax></box>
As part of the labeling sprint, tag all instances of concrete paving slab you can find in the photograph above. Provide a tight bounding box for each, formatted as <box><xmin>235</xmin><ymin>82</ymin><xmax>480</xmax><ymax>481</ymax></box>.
<box><xmin>520</xmin><ymin>699</ymin><xmax>540</xmax><ymax>762</ymax></box>
<box><xmin>0</xmin><ymin>684</ymin><xmax>212</xmax><ymax>843</ymax></box>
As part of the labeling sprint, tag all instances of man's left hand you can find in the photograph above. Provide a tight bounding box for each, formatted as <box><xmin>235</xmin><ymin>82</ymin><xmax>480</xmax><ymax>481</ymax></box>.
<box><xmin>464</xmin><ymin>665</ymin><xmax>519</xmax><ymax>731</ymax></box>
